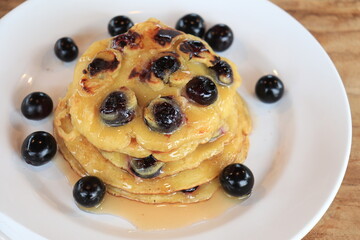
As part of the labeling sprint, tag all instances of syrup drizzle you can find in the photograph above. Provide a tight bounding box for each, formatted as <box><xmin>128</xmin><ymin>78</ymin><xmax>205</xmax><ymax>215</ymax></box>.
<box><xmin>55</xmin><ymin>157</ymin><xmax>241</xmax><ymax>230</ymax></box>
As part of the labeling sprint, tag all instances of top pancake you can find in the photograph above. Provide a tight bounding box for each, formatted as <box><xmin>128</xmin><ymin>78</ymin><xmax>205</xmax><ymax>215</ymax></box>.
<box><xmin>64</xmin><ymin>18</ymin><xmax>242</xmax><ymax>157</ymax></box>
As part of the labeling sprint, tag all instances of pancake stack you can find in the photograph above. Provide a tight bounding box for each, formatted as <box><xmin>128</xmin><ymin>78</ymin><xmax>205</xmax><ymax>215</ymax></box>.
<box><xmin>54</xmin><ymin>18</ymin><xmax>251</xmax><ymax>204</ymax></box>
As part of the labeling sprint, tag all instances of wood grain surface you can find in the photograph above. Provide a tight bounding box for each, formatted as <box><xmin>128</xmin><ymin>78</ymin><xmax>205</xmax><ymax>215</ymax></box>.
<box><xmin>1</xmin><ymin>0</ymin><xmax>359</xmax><ymax>239</ymax></box>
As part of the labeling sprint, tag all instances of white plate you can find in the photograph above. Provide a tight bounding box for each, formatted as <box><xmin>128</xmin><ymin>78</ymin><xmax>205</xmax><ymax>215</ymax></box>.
<box><xmin>0</xmin><ymin>0</ymin><xmax>352</xmax><ymax>239</ymax></box>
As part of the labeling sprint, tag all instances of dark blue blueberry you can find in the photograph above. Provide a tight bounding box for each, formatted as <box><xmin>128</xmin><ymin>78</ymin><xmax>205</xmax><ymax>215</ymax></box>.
<box><xmin>21</xmin><ymin>131</ymin><xmax>57</xmax><ymax>166</ymax></box>
<box><xmin>204</xmin><ymin>24</ymin><xmax>233</xmax><ymax>52</ymax></box>
<box><xmin>73</xmin><ymin>176</ymin><xmax>106</xmax><ymax>208</ymax></box>
<box><xmin>130</xmin><ymin>155</ymin><xmax>164</xmax><ymax>179</ymax></box>
<box><xmin>186</xmin><ymin>76</ymin><xmax>218</xmax><ymax>105</ymax></box>
<box><xmin>255</xmin><ymin>75</ymin><xmax>284</xmax><ymax>103</ymax></box>
<box><xmin>175</xmin><ymin>13</ymin><xmax>205</xmax><ymax>38</ymax></box>
<box><xmin>108</xmin><ymin>15</ymin><xmax>134</xmax><ymax>36</ymax></box>
<box><xmin>220</xmin><ymin>163</ymin><xmax>254</xmax><ymax>197</ymax></box>
<box><xmin>54</xmin><ymin>37</ymin><xmax>78</xmax><ymax>62</ymax></box>
<box><xmin>21</xmin><ymin>92</ymin><xmax>53</xmax><ymax>120</ymax></box>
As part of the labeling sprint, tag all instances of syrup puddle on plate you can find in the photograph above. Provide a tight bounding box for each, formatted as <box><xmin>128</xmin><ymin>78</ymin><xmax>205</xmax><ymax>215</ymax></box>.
<box><xmin>55</xmin><ymin>157</ymin><xmax>242</xmax><ymax>230</ymax></box>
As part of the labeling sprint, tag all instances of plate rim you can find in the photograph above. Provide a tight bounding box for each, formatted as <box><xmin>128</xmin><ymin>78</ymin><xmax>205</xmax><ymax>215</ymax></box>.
<box><xmin>0</xmin><ymin>0</ymin><xmax>353</xmax><ymax>239</ymax></box>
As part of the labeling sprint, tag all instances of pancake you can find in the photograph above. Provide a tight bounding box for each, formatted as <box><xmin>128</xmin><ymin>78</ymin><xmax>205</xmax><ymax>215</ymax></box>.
<box><xmin>54</xmin><ymin>98</ymin><xmax>248</xmax><ymax>194</ymax></box>
<box><xmin>55</xmin><ymin>110</ymin><xmax>248</xmax><ymax>203</ymax></box>
<box><xmin>65</xmin><ymin>18</ymin><xmax>241</xmax><ymax>154</ymax></box>
<box><xmin>54</xmin><ymin>18</ymin><xmax>251</xmax><ymax>204</ymax></box>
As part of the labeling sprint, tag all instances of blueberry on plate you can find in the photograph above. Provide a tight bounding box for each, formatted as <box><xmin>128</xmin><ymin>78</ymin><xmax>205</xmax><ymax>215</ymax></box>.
<box><xmin>204</xmin><ymin>24</ymin><xmax>233</xmax><ymax>52</ymax></box>
<box><xmin>255</xmin><ymin>75</ymin><xmax>284</xmax><ymax>103</ymax></box>
<box><xmin>21</xmin><ymin>131</ymin><xmax>57</xmax><ymax>166</ymax></box>
<box><xmin>73</xmin><ymin>176</ymin><xmax>106</xmax><ymax>208</ymax></box>
<box><xmin>108</xmin><ymin>15</ymin><xmax>134</xmax><ymax>36</ymax></box>
<box><xmin>220</xmin><ymin>163</ymin><xmax>254</xmax><ymax>198</ymax></box>
<box><xmin>21</xmin><ymin>92</ymin><xmax>53</xmax><ymax>120</ymax></box>
<box><xmin>185</xmin><ymin>76</ymin><xmax>218</xmax><ymax>106</ymax></box>
<box><xmin>175</xmin><ymin>13</ymin><xmax>205</xmax><ymax>38</ymax></box>
<box><xmin>54</xmin><ymin>37</ymin><xmax>78</xmax><ymax>62</ymax></box>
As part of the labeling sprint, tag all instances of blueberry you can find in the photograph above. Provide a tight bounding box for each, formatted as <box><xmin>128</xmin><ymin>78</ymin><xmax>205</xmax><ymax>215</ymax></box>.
<box><xmin>21</xmin><ymin>131</ymin><xmax>57</xmax><ymax>166</ymax></box>
<box><xmin>204</xmin><ymin>24</ymin><xmax>233</xmax><ymax>52</ymax></box>
<box><xmin>255</xmin><ymin>75</ymin><xmax>284</xmax><ymax>103</ymax></box>
<box><xmin>21</xmin><ymin>92</ymin><xmax>53</xmax><ymax>120</ymax></box>
<box><xmin>130</xmin><ymin>155</ymin><xmax>164</xmax><ymax>179</ymax></box>
<box><xmin>179</xmin><ymin>40</ymin><xmax>209</xmax><ymax>59</ymax></box>
<box><xmin>185</xmin><ymin>76</ymin><xmax>218</xmax><ymax>105</ymax></box>
<box><xmin>100</xmin><ymin>88</ymin><xmax>137</xmax><ymax>127</ymax></box>
<box><xmin>153</xmin><ymin>102</ymin><xmax>181</xmax><ymax>132</ymax></box>
<box><xmin>144</xmin><ymin>97</ymin><xmax>183</xmax><ymax>134</ymax></box>
<box><xmin>220</xmin><ymin>163</ymin><xmax>254</xmax><ymax>198</ymax></box>
<box><xmin>54</xmin><ymin>37</ymin><xmax>78</xmax><ymax>62</ymax></box>
<box><xmin>154</xmin><ymin>29</ymin><xmax>182</xmax><ymax>46</ymax></box>
<box><xmin>209</xmin><ymin>60</ymin><xmax>233</xmax><ymax>86</ymax></box>
<box><xmin>73</xmin><ymin>176</ymin><xmax>106</xmax><ymax>208</ymax></box>
<box><xmin>108</xmin><ymin>15</ymin><xmax>134</xmax><ymax>36</ymax></box>
<box><xmin>175</xmin><ymin>13</ymin><xmax>205</xmax><ymax>38</ymax></box>
<box><xmin>181</xmin><ymin>186</ymin><xmax>199</xmax><ymax>193</ymax></box>
<box><xmin>151</xmin><ymin>55</ymin><xmax>180</xmax><ymax>82</ymax></box>
<box><xmin>111</xmin><ymin>31</ymin><xmax>140</xmax><ymax>50</ymax></box>
<box><xmin>87</xmin><ymin>52</ymin><xmax>119</xmax><ymax>76</ymax></box>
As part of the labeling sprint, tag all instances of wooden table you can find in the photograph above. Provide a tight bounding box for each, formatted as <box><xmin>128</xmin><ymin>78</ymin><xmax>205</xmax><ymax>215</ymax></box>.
<box><xmin>1</xmin><ymin>0</ymin><xmax>359</xmax><ymax>239</ymax></box>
